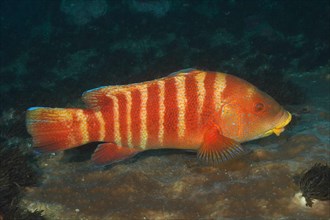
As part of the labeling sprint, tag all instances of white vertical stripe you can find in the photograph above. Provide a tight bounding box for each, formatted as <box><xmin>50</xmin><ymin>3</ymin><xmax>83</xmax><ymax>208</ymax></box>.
<box><xmin>76</xmin><ymin>109</ymin><xmax>89</xmax><ymax>143</ymax></box>
<box><xmin>67</xmin><ymin>110</ymin><xmax>76</xmax><ymax>146</ymax></box>
<box><xmin>194</xmin><ymin>72</ymin><xmax>206</xmax><ymax>125</ymax></box>
<box><xmin>158</xmin><ymin>80</ymin><xmax>165</xmax><ymax>146</ymax></box>
<box><xmin>175</xmin><ymin>76</ymin><xmax>186</xmax><ymax>139</ymax></box>
<box><xmin>139</xmin><ymin>85</ymin><xmax>148</xmax><ymax>149</ymax></box>
<box><xmin>214</xmin><ymin>73</ymin><xmax>227</xmax><ymax>112</ymax></box>
<box><xmin>95</xmin><ymin>111</ymin><xmax>105</xmax><ymax>141</ymax></box>
<box><xmin>126</xmin><ymin>91</ymin><xmax>133</xmax><ymax>148</ymax></box>
<box><xmin>113</xmin><ymin>96</ymin><xmax>121</xmax><ymax>146</ymax></box>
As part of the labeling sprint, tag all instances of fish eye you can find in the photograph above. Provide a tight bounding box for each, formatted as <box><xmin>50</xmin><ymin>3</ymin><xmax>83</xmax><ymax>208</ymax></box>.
<box><xmin>254</xmin><ymin>103</ymin><xmax>264</xmax><ymax>112</ymax></box>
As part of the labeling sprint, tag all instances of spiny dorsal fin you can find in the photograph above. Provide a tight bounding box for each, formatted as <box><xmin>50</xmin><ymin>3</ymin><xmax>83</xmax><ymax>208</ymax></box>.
<box><xmin>168</xmin><ymin>68</ymin><xmax>197</xmax><ymax>76</ymax></box>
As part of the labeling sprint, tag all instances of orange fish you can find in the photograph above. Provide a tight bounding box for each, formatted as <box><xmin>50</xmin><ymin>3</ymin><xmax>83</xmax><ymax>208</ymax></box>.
<box><xmin>26</xmin><ymin>69</ymin><xmax>292</xmax><ymax>165</ymax></box>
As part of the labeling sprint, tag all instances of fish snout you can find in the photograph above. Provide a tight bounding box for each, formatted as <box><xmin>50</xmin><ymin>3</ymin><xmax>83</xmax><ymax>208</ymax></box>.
<box><xmin>272</xmin><ymin>110</ymin><xmax>292</xmax><ymax>136</ymax></box>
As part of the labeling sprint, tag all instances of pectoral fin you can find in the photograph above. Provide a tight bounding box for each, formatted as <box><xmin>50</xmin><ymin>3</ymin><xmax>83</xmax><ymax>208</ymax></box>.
<box><xmin>198</xmin><ymin>125</ymin><xmax>245</xmax><ymax>164</ymax></box>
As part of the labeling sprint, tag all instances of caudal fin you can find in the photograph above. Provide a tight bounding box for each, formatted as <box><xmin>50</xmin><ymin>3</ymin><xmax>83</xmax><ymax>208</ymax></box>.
<box><xmin>26</xmin><ymin>107</ymin><xmax>90</xmax><ymax>152</ymax></box>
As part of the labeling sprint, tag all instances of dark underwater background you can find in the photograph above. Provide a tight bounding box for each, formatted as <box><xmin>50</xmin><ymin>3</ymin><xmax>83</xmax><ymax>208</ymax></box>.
<box><xmin>0</xmin><ymin>0</ymin><xmax>329</xmax><ymax>219</ymax></box>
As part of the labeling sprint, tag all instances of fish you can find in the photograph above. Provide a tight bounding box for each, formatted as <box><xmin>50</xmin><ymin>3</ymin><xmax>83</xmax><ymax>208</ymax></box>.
<box><xmin>26</xmin><ymin>69</ymin><xmax>292</xmax><ymax>165</ymax></box>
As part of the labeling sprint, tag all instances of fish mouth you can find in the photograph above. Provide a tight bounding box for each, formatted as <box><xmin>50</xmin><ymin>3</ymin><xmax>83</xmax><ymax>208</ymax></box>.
<box><xmin>272</xmin><ymin>110</ymin><xmax>292</xmax><ymax>136</ymax></box>
<box><xmin>262</xmin><ymin>110</ymin><xmax>292</xmax><ymax>137</ymax></box>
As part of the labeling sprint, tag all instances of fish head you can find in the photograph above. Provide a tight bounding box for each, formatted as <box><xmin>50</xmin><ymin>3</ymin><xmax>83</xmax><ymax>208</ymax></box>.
<box><xmin>218</xmin><ymin>75</ymin><xmax>292</xmax><ymax>142</ymax></box>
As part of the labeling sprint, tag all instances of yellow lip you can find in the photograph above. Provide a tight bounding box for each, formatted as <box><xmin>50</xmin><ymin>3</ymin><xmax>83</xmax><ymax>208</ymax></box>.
<box><xmin>272</xmin><ymin>111</ymin><xmax>292</xmax><ymax>136</ymax></box>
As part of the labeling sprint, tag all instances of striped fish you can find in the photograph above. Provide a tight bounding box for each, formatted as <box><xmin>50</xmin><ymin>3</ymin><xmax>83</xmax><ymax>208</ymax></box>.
<box><xmin>26</xmin><ymin>69</ymin><xmax>292</xmax><ymax>164</ymax></box>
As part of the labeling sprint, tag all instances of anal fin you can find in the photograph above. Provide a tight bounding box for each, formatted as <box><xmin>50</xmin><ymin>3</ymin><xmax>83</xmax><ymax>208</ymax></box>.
<box><xmin>92</xmin><ymin>143</ymin><xmax>139</xmax><ymax>165</ymax></box>
<box><xmin>198</xmin><ymin>125</ymin><xmax>245</xmax><ymax>164</ymax></box>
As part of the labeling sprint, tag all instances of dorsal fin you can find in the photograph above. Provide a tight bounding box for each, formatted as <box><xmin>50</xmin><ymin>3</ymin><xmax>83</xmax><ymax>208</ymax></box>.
<box><xmin>82</xmin><ymin>80</ymin><xmax>161</xmax><ymax>109</ymax></box>
<box><xmin>82</xmin><ymin>86</ymin><xmax>108</xmax><ymax>109</ymax></box>
<box><xmin>82</xmin><ymin>85</ymin><xmax>131</xmax><ymax>109</ymax></box>
<box><xmin>168</xmin><ymin>68</ymin><xmax>196</xmax><ymax>76</ymax></box>
<box><xmin>82</xmin><ymin>69</ymin><xmax>198</xmax><ymax>109</ymax></box>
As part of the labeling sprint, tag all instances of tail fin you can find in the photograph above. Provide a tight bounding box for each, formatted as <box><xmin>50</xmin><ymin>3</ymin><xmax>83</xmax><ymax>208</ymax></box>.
<box><xmin>26</xmin><ymin>107</ymin><xmax>91</xmax><ymax>152</ymax></box>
